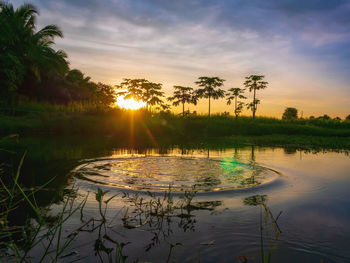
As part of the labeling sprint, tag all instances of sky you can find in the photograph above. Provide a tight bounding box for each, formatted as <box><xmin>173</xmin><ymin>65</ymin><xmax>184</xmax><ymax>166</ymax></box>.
<box><xmin>11</xmin><ymin>0</ymin><xmax>350</xmax><ymax>118</ymax></box>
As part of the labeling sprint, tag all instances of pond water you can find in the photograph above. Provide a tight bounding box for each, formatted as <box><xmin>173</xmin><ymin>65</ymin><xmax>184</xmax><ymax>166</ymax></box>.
<box><xmin>2</xmin><ymin>138</ymin><xmax>350</xmax><ymax>263</ymax></box>
<box><xmin>72</xmin><ymin>154</ymin><xmax>280</xmax><ymax>191</ymax></box>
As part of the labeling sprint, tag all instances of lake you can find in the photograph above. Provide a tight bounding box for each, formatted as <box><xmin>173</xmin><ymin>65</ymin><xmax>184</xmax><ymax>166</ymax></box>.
<box><xmin>2</xmin><ymin>137</ymin><xmax>350</xmax><ymax>262</ymax></box>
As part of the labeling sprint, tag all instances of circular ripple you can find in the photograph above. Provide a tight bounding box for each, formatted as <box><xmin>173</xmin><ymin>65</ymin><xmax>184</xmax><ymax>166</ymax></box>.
<box><xmin>72</xmin><ymin>156</ymin><xmax>281</xmax><ymax>192</ymax></box>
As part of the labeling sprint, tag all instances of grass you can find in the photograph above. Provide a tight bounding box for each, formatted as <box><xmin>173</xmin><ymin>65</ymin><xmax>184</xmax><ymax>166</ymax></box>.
<box><xmin>1</xmin><ymin>101</ymin><xmax>350</xmax><ymax>149</ymax></box>
<box><xmin>0</xmin><ymin>156</ymin><xmax>126</xmax><ymax>262</ymax></box>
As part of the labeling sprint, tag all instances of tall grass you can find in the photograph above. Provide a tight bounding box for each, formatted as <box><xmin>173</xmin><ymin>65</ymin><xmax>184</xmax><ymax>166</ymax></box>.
<box><xmin>1</xmin><ymin>101</ymin><xmax>350</xmax><ymax>139</ymax></box>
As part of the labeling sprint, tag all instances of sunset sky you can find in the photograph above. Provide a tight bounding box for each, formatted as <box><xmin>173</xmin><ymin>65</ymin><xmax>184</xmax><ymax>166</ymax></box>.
<box><xmin>12</xmin><ymin>0</ymin><xmax>350</xmax><ymax>118</ymax></box>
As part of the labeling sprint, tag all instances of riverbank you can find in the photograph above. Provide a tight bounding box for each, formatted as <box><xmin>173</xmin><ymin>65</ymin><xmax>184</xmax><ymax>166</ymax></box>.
<box><xmin>1</xmin><ymin>107</ymin><xmax>350</xmax><ymax>150</ymax></box>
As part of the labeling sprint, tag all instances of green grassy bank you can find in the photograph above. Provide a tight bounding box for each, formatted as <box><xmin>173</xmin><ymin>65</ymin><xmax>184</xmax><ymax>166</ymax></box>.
<box><xmin>1</xmin><ymin>103</ymin><xmax>350</xmax><ymax>149</ymax></box>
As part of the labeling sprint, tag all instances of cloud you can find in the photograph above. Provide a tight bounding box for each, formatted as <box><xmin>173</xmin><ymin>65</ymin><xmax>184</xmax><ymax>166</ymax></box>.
<box><xmin>10</xmin><ymin>0</ymin><xmax>350</xmax><ymax>117</ymax></box>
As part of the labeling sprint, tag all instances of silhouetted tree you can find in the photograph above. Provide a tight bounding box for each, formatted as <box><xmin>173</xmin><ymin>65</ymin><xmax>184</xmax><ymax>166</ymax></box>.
<box><xmin>195</xmin><ymin>77</ymin><xmax>225</xmax><ymax>117</ymax></box>
<box><xmin>141</xmin><ymin>81</ymin><xmax>165</xmax><ymax>110</ymax></box>
<box><xmin>346</xmin><ymin>115</ymin><xmax>350</xmax><ymax>121</ymax></box>
<box><xmin>66</xmin><ymin>69</ymin><xmax>91</xmax><ymax>85</ymax></box>
<box><xmin>0</xmin><ymin>2</ymin><xmax>117</xmax><ymax>108</ymax></box>
<box><xmin>333</xmin><ymin>117</ymin><xmax>341</xmax><ymax>121</ymax></box>
<box><xmin>116</xmin><ymin>78</ymin><xmax>165</xmax><ymax>110</ymax></box>
<box><xmin>167</xmin><ymin>86</ymin><xmax>197</xmax><ymax>117</ymax></box>
<box><xmin>282</xmin><ymin>107</ymin><xmax>298</xmax><ymax>119</ymax></box>
<box><xmin>226</xmin><ymin>87</ymin><xmax>246</xmax><ymax>119</ymax></box>
<box><xmin>0</xmin><ymin>2</ymin><xmax>68</xmax><ymax>103</ymax></box>
<box><xmin>244</xmin><ymin>75</ymin><xmax>268</xmax><ymax>120</ymax></box>
<box><xmin>94</xmin><ymin>82</ymin><xmax>116</xmax><ymax>106</ymax></box>
<box><xmin>318</xmin><ymin>114</ymin><xmax>330</xmax><ymax>120</ymax></box>
<box><xmin>247</xmin><ymin>99</ymin><xmax>260</xmax><ymax>116</ymax></box>
<box><xmin>115</xmin><ymin>78</ymin><xmax>145</xmax><ymax>101</ymax></box>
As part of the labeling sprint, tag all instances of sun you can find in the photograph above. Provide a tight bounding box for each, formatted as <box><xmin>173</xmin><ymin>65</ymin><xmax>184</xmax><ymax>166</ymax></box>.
<box><xmin>116</xmin><ymin>95</ymin><xmax>146</xmax><ymax>110</ymax></box>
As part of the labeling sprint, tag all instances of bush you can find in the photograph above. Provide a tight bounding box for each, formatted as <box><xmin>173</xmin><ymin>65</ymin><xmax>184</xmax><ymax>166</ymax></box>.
<box><xmin>282</xmin><ymin>107</ymin><xmax>298</xmax><ymax>119</ymax></box>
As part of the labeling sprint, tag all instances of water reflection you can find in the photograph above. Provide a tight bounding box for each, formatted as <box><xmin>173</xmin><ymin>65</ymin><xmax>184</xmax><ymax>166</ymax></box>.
<box><xmin>243</xmin><ymin>195</ymin><xmax>282</xmax><ymax>263</ymax></box>
<box><xmin>2</xmin><ymin>136</ymin><xmax>350</xmax><ymax>262</ymax></box>
<box><xmin>73</xmin><ymin>155</ymin><xmax>280</xmax><ymax>192</ymax></box>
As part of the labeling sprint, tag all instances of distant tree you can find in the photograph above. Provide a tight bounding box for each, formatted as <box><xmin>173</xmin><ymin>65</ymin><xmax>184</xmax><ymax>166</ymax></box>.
<box><xmin>115</xmin><ymin>78</ymin><xmax>145</xmax><ymax>101</ymax></box>
<box><xmin>244</xmin><ymin>75</ymin><xmax>268</xmax><ymax>120</ymax></box>
<box><xmin>167</xmin><ymin>86</ymin><xmax>197</xmax><ymax>117</ymax></box>
<box><xmin>226</xmin><ymin>87</ymin><xmax>246</xmax><ymax>119</ymax></box>
<box><xmin>247</xmin><ymin>99</ymin><xmax>260</xmax><ymax>116</ymax></box>
<box><xmin>346</xmin><ymin>115</ymin><xmax>350</xmax><ymax>121</ymax></box>
<box><xmin>318</xmin><ymin>114</ymin><xmax>330</xmax><ymax>120</ymax></box>
<box><xmin>66</xmin><ymin>69</ymin><xmax>91</xmax><ymax>85</ymax></box>
<box><xmin>64</xmin><ymin>69</ymin><xmax>94</xmax><ymax>101</ymax></box>
<box><xmin>94</xmin><ymin>82</ymin><xmax>116</xmax><ymax>106</ymax></box>
<box><xmin>141</xmin><ymin>81</ymin><xmax>165</xmax><ymax>110</ymax></box>
<box><xmin>116</xmin><ymin>78</ymin><xmax>165</xmax><ymax>110</ymax></box>
<box><xmin>282</xmin><ymin>107</ymin><xmax>298</xmax><ymax>120</ymax></box>
<box><xmin>309</xmin><ymin>116</ymin><xmax>315</xmax><ymax>119</ymax></box>
<box><xmin>333</xmin><ymin>117</ymin><xmax>341</xmax><ymax>121</ymax></box>
<box><xmin>195</xmin><ymin>76</ymin><xmax>225</xmax><ymax>117</ymax></box>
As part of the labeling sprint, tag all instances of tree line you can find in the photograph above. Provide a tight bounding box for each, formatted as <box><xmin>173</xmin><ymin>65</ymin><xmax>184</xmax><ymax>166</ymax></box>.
<box><xmin>117</xmin><ymin>75</ymin><xmax>268</xmax><ymax>119</ymax></box>
<box><xmin>282</xmin><ymin>107</ymin><xmax>350</xmax><ymax>121</ymax></box>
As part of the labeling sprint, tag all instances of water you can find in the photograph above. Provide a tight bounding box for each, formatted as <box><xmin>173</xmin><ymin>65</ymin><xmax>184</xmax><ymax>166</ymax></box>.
<box><xmin>2</xmin><ymin>137</ymin><xmax>350</xmax><ymax>262</ymax></box>
<box><xmin>72</xmin><ymin>155</ymin><xmax>280</xmax><ymax>191</ymax></box>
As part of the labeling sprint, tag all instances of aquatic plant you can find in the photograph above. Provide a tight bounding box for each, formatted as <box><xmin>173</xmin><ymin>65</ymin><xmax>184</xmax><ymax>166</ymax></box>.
<box><xmin>244</xmin><ymin>195</ymin><xmax>282</xmax><ymax>263</ymax></box>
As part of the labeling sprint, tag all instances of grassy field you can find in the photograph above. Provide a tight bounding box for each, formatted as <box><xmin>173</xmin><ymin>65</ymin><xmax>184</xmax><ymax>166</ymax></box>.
<box><xmin>1</xmin><ymin>102</ymin><xmax>350</xmax><ymax>149</ymax></box>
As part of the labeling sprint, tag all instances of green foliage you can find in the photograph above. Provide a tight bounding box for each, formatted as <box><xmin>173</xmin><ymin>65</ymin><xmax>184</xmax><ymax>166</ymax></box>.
<box><xmin>346</xmin><ymin>115</ymin><xmax>350</xmax><ymax>121</ymax></box>
<box><xmin>2</xmin><ymin>110</ymin><xmax>350</xmax><ymax>150</ymax></box>
<box><xmin>282</xmin><ymin>107</ymin><xmax>298</xmax><ymax>119</ymax></box>
<box><xmin>0</xmin><ymin>2</ymin><xmax>116</xmax><ymax>108</ymax></box>
<box><xmin>195</xmin><ymin>76</ymin><xmax>225</xmax><ymax>117</ymax></box>
<box><xmin>0</xmin><ymin>2</ymin><xmax>68</xmax><ymax>100</ymax></box>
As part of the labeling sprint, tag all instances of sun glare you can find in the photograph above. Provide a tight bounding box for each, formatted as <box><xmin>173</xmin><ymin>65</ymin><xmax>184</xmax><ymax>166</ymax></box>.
<box><xmin>116</xmin><ymin>95</ymin><xmax>146</xmax><ymax>110</ymax></box>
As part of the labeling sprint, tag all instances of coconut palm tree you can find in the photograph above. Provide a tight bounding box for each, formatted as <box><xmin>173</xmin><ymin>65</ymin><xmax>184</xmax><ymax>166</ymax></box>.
<box><xmin>226</xmin><ymin>87</ymin><xmax>246</xmax><ymax>119</ymax></box>
<box><xmin>167</xmin><ymin>86</ymin><xmax>197</xmax><ymax>117</ymax></box>
<box><xmin>0</xmin><ymin>2</ymin><xmax>69</xmax><ymax>100</ymax></box>
<box><xmin>195</xmin><ymin>77</ymin><xmax>225</xmax><ymax>117</ymax></box>
<box><xmin>244</xmin><ymin>75</ymin><xmax>268</xmax><ymax>120</ymax></box>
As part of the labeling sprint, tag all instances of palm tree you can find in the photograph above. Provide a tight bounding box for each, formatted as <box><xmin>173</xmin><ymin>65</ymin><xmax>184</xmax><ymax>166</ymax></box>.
<box><xmin>195</xmin><ymin>77</ymin><xmax>225</xmax><ymax>117</ymax></box>
<box><xmin>244</xmin><ymin>75</ymin><xmax>268</xmax><ymax>120</ymax></box>
<box><xmin>226</xmin><ymin>87</ymin><xmax>246</xmax><ymax>119</ymax></box>
<box><xmin>0</xmin><ymin>2</ymin><xmax>68</xmax><ymax>101</ymax></box>
<box><xmin>65</xmin><ymin>69</ymin><xmax>92</xmax><ymax>101</ymax></box>
<box><xmin>167</xmin><ymin>86</ymin><xmax>197</xmax><ymax>117</ymax></box>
